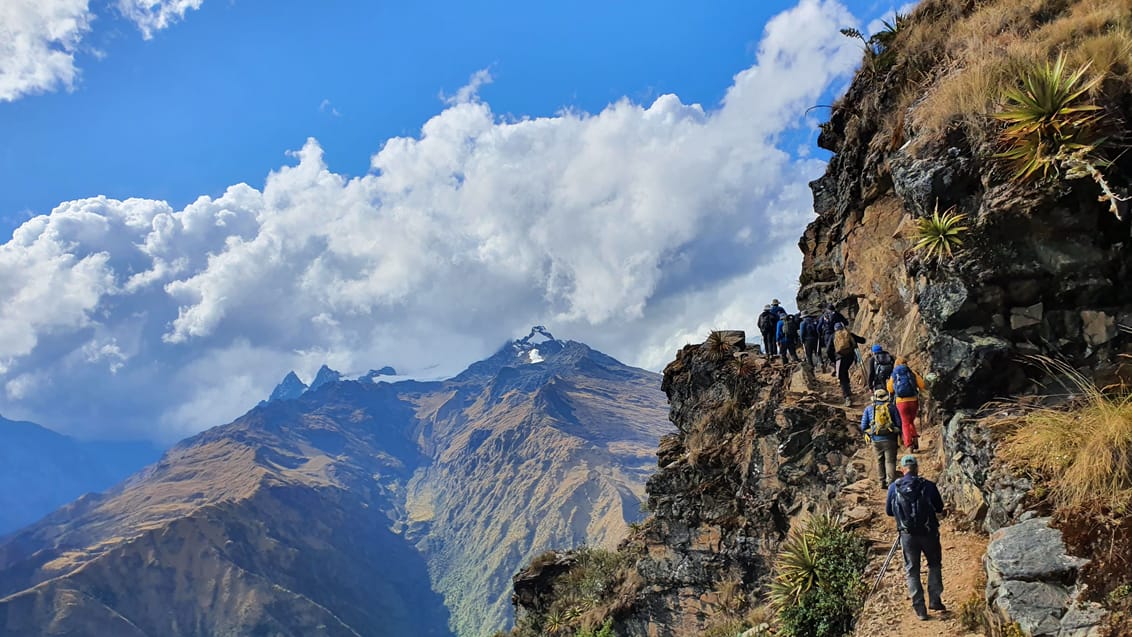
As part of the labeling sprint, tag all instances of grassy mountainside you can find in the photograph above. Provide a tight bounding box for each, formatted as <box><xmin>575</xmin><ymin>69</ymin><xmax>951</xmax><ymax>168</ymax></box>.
<box><xmin>0</xmin><ymin>417</ymin><xmax>159</xmax><ymax>535</ymax></box>
<box><xmin>0</xmin><ymin>338</ymin><xmax>669</xmax><ymax>637</ymax></box>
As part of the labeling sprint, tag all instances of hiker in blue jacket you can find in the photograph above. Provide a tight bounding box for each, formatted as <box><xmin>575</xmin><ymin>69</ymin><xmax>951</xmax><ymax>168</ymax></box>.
<box><xmin>886</xmin><ymin>455</ymin><xmax>946</xmax><ymax>621</ymax></box>
<box><xmin>860</xmin><ymin>388</ymin><xmax>902</xmax><ymax>489</ymax></box>
<box><xmin>776</xmin><ymin>314</ymin><xmax>801</xmax><ymax>363</ymax></box>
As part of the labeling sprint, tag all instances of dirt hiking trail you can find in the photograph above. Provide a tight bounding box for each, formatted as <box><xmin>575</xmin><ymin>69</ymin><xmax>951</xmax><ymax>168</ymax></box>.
<box><xmin>787</xmin><ymin>360</ymin><xmax>988</xmax><ymax>637</ymax></box>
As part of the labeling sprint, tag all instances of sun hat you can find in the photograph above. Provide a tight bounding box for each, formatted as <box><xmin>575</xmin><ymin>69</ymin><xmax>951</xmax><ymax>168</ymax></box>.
<box><xmin>873</xmin><ymin>388</ymin><xmax>890</xmax><ymax>401</ymax></box>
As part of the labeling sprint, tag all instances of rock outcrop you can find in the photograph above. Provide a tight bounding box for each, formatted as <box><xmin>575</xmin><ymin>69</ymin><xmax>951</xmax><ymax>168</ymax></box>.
<box><xmin>511</xmin><ymin>336</ymin><xmax>862</xmax><ymax>636</ymax></box>
<box><xmin>985</xmin><ymin>517</ymin><xmax>1104</xmax><ymax>637</ymax></box>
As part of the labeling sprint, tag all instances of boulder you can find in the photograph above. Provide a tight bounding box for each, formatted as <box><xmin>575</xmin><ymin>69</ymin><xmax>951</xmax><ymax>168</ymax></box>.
<box><xmin>1010</xmin><ymin>303</ymin><xmax>1044</xmax><ymax>331</ymax></box>
<box><xmin>993</xmin><ymin>580</ymin><xmax>1070</xmax><ymax>636</ymax></box>
<box><xmin>1057</xmin><ymin>601</ymin><xmax>1106</xmax><ymax>637</ymax></box>
<box><xmin>1080</xmin><ymin>311</ymin><xmax>1116</xmax><ymax>347</ymax></box>
<box><xmin>985</xmin><ymin>518</ymin><xmax>1088</xmax><ymax>586</ymax></box>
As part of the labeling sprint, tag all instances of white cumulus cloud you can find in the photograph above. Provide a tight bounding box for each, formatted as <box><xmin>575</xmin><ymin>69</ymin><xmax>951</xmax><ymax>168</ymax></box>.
<box><xmin>116</xmin><ymin>0</ymin><xmax>203</xmax><ymax>39</ymax></box>
<box><xmin>0</xmin><ymin>0</ymin><xmax>863</xmax><ymax>441</ymax></box>
<box><xmin>0</xmin><ymin>0</ymin><xmax>204</xmax><ymax>102</ymax></box>
<box><xmin>0</xmin><ymin>0</ymin><xmax>92</xmax><ymax>101</ymax></box>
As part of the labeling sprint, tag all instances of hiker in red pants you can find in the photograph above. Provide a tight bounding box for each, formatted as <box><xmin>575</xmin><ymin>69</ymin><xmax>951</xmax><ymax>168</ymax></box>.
<box><xmin>887</xmin><ymin>357</ymin><xmax>926</xmax><ymax>450</ymax></box>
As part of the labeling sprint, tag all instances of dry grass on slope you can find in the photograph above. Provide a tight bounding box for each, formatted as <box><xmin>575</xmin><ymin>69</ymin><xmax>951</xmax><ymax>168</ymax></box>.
<box><xmin>852</xmin><ymin>0</ymin><xmax>1132</xmax><ymax>152</ymax></box>
<box><xmin>992</xmin><ymin>357</ymin><xmax>1132</xmax><ymax>512</ymax></box>
<box><xmin>990</xmin><ymin>357</ymin><xmax>1132</xmax><ymax>620</ymax></box>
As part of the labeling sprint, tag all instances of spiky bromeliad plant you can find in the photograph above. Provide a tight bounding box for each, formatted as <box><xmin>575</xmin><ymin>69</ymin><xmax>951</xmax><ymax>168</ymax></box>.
<box><xmin>995</xmin><ymin>54</ymin><xmax>1128</xmax><ymax>220</ymax></box>
<box><xmin>996</xmin><ymin>54</ymin><xmax>1103</xmax><ymax>179</ymax></box>
<box><xmin>770</xmin><ymin>511</ymin><xmax>868</xmax><ymax>637</ymax></box>
<box><xmin>913</xmin><ymin>203</ymin><xmax>969</xmax><ymax>262</ymax></box>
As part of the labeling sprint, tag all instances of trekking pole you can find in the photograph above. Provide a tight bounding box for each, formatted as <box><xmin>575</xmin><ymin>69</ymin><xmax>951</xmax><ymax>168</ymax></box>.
<box><xmin>853</xmin><ymin>342</ymin><xmax>870</xmax><ymax>391</ymax></box>
<box><xmin>868</xmin><ymin>535</ymin><xmax>901</xmax><ymax>599</ymax></box>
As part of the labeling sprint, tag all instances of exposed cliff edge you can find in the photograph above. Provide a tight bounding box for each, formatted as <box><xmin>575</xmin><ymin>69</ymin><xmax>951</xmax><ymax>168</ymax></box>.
<box><xmin>510</xmin><ymin>1</ymin><xmax>1132</xmax><ymax>635</ymax></box>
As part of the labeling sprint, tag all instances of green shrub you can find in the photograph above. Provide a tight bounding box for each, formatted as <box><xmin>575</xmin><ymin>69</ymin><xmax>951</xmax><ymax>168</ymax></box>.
<box><xmin>772</xmin><ymin>513</ymin><xmax>869</xmax><ymax>637</ymax></box>
<box><xmin>959</xmin><ymin>592</ymin><xmax>988</xmax><ymax>632</ymax></box>
<box><xmin>574</xmin><ymin>618</ymin><xmax>614</xmax><ymax>637</ymax></box>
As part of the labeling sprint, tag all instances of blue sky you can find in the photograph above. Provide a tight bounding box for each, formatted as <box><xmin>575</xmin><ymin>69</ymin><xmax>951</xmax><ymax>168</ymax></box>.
<box><xmin>1</xmin><ymin>0</ymin><xmax>880</xmax><ymax>227</ymax></box>
<box><xmin>0</xmin><ymin>0</ymin><xmax>894</xmax><ymax>440</ymax></box>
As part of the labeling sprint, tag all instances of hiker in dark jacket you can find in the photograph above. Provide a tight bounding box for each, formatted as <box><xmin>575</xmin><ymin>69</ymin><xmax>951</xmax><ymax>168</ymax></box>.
<box><xmin>860</xmin><ymin>388</ymin><xmax>902</xmax><ymax>488</ymax></box>
<box><xmin>799</xmin><ymin>313</ymin><xmax>820</xmax><ymax>367</ymax></box>
<box><xmin>886</xmin><ymin>455</ymin><xmax>946</xmax><ymax>621</ymax></box>
<box><xmin>832</xmin><ymin>323</ymin><xmax>865</xmax><ymax>406</ymax></box>
<box><xmin>818</xmin><ymin>303</ymin><xmax>849</xmax><ymax>372</ymax></box>
<box><xmin>757</xmin><ymin>305</ymin><xmax>777</xmax><ymax>356</ymax></box>
<box><xmin>770</xmin><ymin>298</ymin><xmax>788</xmax><ymax>319</ymax></box>
<box><xmin>867</xmin><ymin>344</ymin><xmax>896</xmax><ymax>391</ymax></box>
<box><xmin>776</xmin><ymin>314</ymin><xmax>801</xmax><ymax>362</ymax></box>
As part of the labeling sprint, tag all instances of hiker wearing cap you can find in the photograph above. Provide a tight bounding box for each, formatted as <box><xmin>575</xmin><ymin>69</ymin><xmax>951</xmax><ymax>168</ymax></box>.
<box><xmin>757</xmin><ymin>305</ymin><xmax>778</xmax><ymax>357</ymax></box>
<box><xmin>860</xmin><ymin>388</ymin><xmax>902</xmax><ymax>488</ymax></box>
<box><xmin>799</xmin><ymin>312</ymin><xmax>820</xmax><ymax>368</ymax></box>
<box><xmin>832</xmin><ymin>323</ymin><xmax>865</xmax><ymax>406</ymax></box>
<box><xmin>867</xmin><ymin>344</ymin><xmax>896</xmax><ymax>391</ymax></box>
<box><xmin>886</xmin><ymin>454</ymin><xmax>946</xmax><ymax>621</ymax></box>
<box><xmin>887</xmin><ymin>357</ymin><xmax>928</xmax><ymax>450</ymax></box>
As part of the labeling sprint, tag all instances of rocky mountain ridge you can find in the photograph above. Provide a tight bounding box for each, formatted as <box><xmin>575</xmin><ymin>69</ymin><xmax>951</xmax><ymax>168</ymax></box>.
<box><xmin>0</xmin><ymin>334</ymin><xmax>670</xmax><ymax>637</ymax></box>
<box><xmin>0</xmin><ymin>416</ymin><xmax>160</xmax><ymax>536</ymax></box>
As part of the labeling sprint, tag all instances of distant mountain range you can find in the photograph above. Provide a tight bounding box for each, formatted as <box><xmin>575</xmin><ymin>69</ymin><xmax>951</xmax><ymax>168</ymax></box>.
<box><xmin>0</xmin><ymin>417</ymin><xmax>161</xmax><ymax>535</ymax></box>
<box><xmin>0</xmin><ymin>331</ymin><xmax>670</xmax><ymax>636</ymax></box>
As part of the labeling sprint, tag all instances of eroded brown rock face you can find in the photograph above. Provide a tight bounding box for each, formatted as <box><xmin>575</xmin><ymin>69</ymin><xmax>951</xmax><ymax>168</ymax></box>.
<box><xmin>512</xmin><ymin>338</ymin><xmax>861</xmax><ymax>637</ymax></box>
<box><xmin>0</xmin><ymin>339</ymin><xmax>670</xmax><ymax>637</ymax></box>
<box><xmin>799</xmin><ymin>63</ymin><xmax>1132</xmax><ymax>534</ymax></box>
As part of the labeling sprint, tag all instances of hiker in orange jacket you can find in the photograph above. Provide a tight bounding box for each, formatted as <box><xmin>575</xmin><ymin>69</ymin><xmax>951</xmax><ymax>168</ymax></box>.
<box><xmin>887</xmin><ymin>357</ymin><xmax>927</xmax><ymax>450</ymax></box>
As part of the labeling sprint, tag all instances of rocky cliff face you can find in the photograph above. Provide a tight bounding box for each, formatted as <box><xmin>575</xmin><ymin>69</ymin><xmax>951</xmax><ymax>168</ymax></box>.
<box><xmin>511</xmin><ymin>336</ymin><xmax>861</xmax><ymax>636</ymax></box>
<box><xmin>513</xmin><ymin>2</ymin><xmax>1132</xmax><ymax>634</ymax></box>
<box><xmin>0</xmin><ymin>337</ymin><xmax>669</xmax><ymax>637</ymax></box>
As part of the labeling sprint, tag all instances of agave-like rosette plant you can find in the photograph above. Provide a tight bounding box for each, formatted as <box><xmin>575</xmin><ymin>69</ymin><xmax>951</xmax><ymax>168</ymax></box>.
<box><xmin>995</xmin><ymin>53</ymin><xmax>1104</xmax><ymax>180</ymax></box>
<box><xmin>768</xmin><ymin>529</ymin><xmax>819</xmax><ymax>610</ymax></box>
<box><xmin>913</xmin><ymin>204</ymin><xmax>969</xmax><ymax>262</ymax></box>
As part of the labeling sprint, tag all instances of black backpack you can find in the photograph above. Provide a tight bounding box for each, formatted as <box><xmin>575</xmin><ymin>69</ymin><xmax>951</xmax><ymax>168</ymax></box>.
<box><xmin>894</xmin><ymin>476</ymin><xmax>934</xmax><ymax>535</ymax></box>
<box><xmin>874</xmin><ymin>351</ymin><xmax>895</xmax><ymax>385</ymax></box>
<box><xmin>758</xmin><ymin>311</ymin><xmax>775</xmax><ymax>332</ymax></box>
<box><xmin>783</xmin><ymin>315</ymin><xmax>798</xmax><ymax>338</ymax></box>
<box><xmin>800</xmin><ymin>317</ymin><xmax>817</xmax><ymax>340</ymax></box>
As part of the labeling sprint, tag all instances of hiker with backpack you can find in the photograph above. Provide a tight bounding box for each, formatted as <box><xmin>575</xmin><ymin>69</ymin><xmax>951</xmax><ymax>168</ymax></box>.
<box><xmin>833</xmin><ymin>323</ymin><xmax>865</xmax><ymax>406</ymax></box>
<box><xmin>757</xmin><ymin>305</ymin><xmax>778</xmax><ymax>357</ymax></box>
<box><xmin>776</xmin><ymin>313</ymin><xmax>801</xmax><ymax>362</ymax></box>
<box><xmin>867</xmin><ymin>344</ymin><xmax>895</xmax><ymax>391</ymax></box>
<box><xmin>860</xmin><ymin>388</ymin><xmax>902</xmax><ymax>489</ymax></box>
<box><xmin>886</xmin><ymin>455</ymin><xmax>946</xmax><ymax>621</ymax></box>
<box><xmin>818</xmin><ymin>304</ymin><xmax>849</xmax><ymax>373</ymax></box>
<box><xmin>770</xmin><ymin>299</ymin><xmax>787</xmax><ymax>319</ymax></box>
<box><xmin>887</xmin><ymin>357</ymin><xmax>928</xmax><ymax>450</ymax></box>
<box><xmin>799</xmin><ymin>313</ymin><xmax>820</xmax><ymax>367</ymax></box>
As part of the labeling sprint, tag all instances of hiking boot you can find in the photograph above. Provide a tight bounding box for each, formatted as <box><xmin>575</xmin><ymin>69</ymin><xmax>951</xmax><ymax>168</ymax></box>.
<box><xmin>879</xmin><ymin>481</ymin><xmax>888</xmax><ymax>491</ymax></box>
<box><xmin>911</xmin><ymin>437</ymin><xmax>921</xmax><ymax>452</ymax></box>
<box><xmin>929</xmin><ymin>602</ymin><xmax>947</xmax><ymax>612</ymax></box>
<box><xmin>915</xmin><ymin>608</ymin><xmax>930</xmax><ymax>621</ymax></box>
